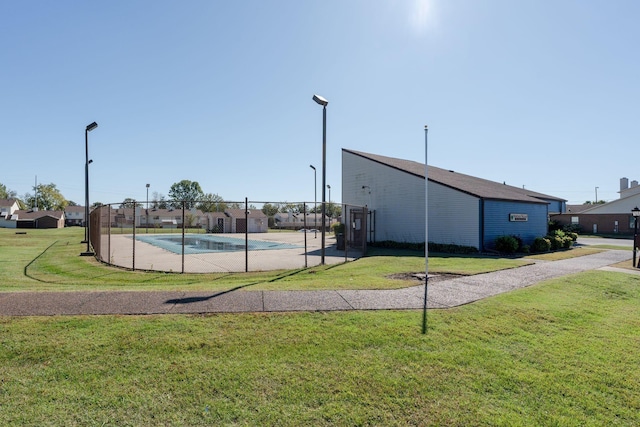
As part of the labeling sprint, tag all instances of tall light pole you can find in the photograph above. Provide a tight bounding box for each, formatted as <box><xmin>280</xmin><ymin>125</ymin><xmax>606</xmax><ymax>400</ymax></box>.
<box><xmin>81</xmin><ymin>121</ymin><xmax>98</xmax><ymax>256</ymax></box>
<box><xmin>423</xmin><ymin>125</ymin><xmax>429</xmax><ymax>334</ymax></box>
<box><xmin>633</xmin><ymin>207</ymin><xmax>640</xmax><ymax>268</ymax></box>
<box><xmin>146</xmin><ymin>183</ymin><xmax>150</xmax><ymax>234</ymax></box>
<box><xmin>310</xmin><ymin>165</ymin><xmax>317</xmax><ymax>238</ymax></box>
<box><xmin>313</xmin><ymin>94</ymin><xmax>328</xmax><ymax>264</ymax></box>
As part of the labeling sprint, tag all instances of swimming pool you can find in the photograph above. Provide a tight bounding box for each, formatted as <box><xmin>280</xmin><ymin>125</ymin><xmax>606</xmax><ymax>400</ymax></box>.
<box><xmin>134</xmin><ymin>234</ymin><xmax>302</xmax><ymax>255</ymax></box>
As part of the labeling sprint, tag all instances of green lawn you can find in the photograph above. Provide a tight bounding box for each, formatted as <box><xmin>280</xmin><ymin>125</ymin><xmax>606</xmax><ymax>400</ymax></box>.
<box><xmin>1</xmin><ymin>228</ymin><xmax>639</xmax><ymax>425</ymax></box>
<box><xmin>1</xmin><ymin>270</ymin><xmax>638</xmax><ymax>426</ymax></box>
<box><xmin>1</xmin><ymin>227</ymin><xmax>533</xmax><ymax>292</ymax></box>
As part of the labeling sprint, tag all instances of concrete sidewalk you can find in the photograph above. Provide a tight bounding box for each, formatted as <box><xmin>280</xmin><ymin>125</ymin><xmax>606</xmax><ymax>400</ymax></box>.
<box><xmin>0</xmin><ymin>250</ymin><xmax>633</xmax><ymax>316</ymax></box>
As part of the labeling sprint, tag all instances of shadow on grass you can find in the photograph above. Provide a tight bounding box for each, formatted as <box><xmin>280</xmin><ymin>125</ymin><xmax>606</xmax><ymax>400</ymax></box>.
<box><xmin>164</xmin><ymin>268</ymin><xmax>308</xmax><ymax>304</ymax></box>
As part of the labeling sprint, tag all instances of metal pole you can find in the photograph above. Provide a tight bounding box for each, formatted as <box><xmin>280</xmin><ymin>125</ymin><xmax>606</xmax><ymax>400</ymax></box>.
<box><xmin>182</xmin><ymin>201</ymin><xmax>185</xmax><ymax>273</ymax></box>
<box><xmin>310</xmin><ymin>165</ymin><xmax>317</xmax><ymax>238</ymax></box>
<box><xmin>634</xmin><ymin>217</ymin><xmax>638</xmax><ymax>268</ymax></box>
<box><xmin>422</xmin><ymin>125</ymin><xmax>429</xmax><ymax>334</ymax></box>
<box><xmin>84</xmin><ymin>128</ymin><xmax>89</xmax><ymax>246</ymax></box>
<box><xmin>132</xmin><ymin>202</ymin><xmax>136</xmax><ymax>271</ymax></box>
<box><xmin>303</xmin><ymin>203</ymin><xmax>307</xmax><ymax>268</ymax></box>
<box><xmin>146</xmin><ymin>183</ymin><xmax>150</xmax><ymax>234</ymax></box>
<box><xmin>321</xmin><ymin>104</ymin><xmax>326</xmax><ymax>265</ymax></box>
<box><xmin>245</xmin><ymin>197</ymin><xmax>249</xmax><ymax>272</ymax></box>
<box><xmin>81</xmin><ymin>122</ymin><xmax>97</xmax><ymax>256</ymax></box>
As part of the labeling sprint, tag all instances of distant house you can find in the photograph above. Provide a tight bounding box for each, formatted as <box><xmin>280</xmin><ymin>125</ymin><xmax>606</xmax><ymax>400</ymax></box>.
<box><xmin>224</xmin><ymin>209</ymin><xmax>268</xmax><ymax>233</ymax></box>
<box><xmin>0</xmin><ymin>199</ymin><xmax>20</xmax><ymax>228</ymax></box>
<box><xmin>551</xmin><ymin>177</ymin><xmax>640</xmax><ymax>235</ymax></box>
<box><xmin>114</xmin><ymin>207</ymin><xmax>207</xmax><ymax>229</ymax></box>
<box><xmin>12</xmin><ymin>210</ymin><xmax>65</xmax><ymax>229</ymax></box>
<box><xmin>64</xmin><ymin>205</ymin><xmax>86</xmax><ymax>226</ymax></box>
<box><xmin>207</xmin><ymin>212</ymin><xmax>230</xmax><ymax>233</ymax></box>
<box><xmin>342</xmin><ymin>149</ymin><xmax>565</xmax><ymax>250</ymax></box>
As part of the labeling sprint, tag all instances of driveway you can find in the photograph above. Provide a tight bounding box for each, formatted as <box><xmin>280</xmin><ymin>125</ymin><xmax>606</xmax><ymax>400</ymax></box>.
<box><xmin>576</xmin><ymin>236</ymin><xmax>633</xmax><ymax>247</ymax></box>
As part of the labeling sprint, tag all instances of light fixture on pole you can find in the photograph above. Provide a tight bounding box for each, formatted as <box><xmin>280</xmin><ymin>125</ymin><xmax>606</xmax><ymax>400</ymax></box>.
<box><xmin>146</xmin><ymin>183</ymin><xmax>150</xmax><ymax>234</ymax></box>
<box><xmin>81</xmin><ymin>121</ymin><xmax>98</xmax><ymax>256</ymax></box>
<box><xmin>632</xmin><ymin>206</ymin><xmax>640</xmax><ymax>268</ymax></box>
<box><xmin>312</xmin><ymin>94</ymin><xmax>328</xmax><ymax>264</ymax></box>
<box><xmin>310</xmin><ymin>165</ymin><xmax>317</xmax><ymax>238</ymax></box>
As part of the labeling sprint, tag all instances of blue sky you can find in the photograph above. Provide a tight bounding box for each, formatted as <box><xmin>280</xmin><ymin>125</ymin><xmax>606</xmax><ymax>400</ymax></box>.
<box><xmin>1</xmin><ymin>1</ymin><xmax>638</xmax><ymax>206</ymax></box>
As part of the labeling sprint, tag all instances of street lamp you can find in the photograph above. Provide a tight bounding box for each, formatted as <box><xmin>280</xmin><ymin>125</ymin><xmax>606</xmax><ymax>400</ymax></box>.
<box><xmin>310</xmin><ymin>165</ymin><xmax>317</xmax><ymax>237</ymax></box>
<box><xmin>313</xmin><ymin>94</ymin><xmax>328</xmax><ymax>264</ymax></box>
<box><xmin>81</xmin><ymin>121</ymin><xmax>98</xmax><ymax>256</ymax></box>
<box><xmin>632</xmin><ymin>206</ymin><xmax>640</xmax><ymax>267</ymax></box>
<box><xmin>146</xmin><ymin>183</ymin><xmax>150</xmax><ymax>233</ymax></box>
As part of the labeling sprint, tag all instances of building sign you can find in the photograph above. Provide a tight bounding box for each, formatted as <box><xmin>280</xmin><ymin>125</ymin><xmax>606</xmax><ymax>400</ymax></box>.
<box><xmin>509</xmin><ymin>213</ymin><xmax>528</xmax><ymax>222</ymax></box>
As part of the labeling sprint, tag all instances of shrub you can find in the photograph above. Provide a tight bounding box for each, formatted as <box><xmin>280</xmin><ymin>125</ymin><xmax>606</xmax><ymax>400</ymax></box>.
<box><xmin>495</xmin><ymin>235</ymin><xmax>519</xmax><ymax>254</ymax></box>
<box><xmin>522</xmin><ymin>245</ymin><xmax>530</xmax><ymax>254</ymax></box>
<box><xmin>428</xmin><ymin>242</ymin><xmax>479</xmax><ymax>254</ymax></box>
<box><xmin>532</xmin><ymin>237</ymin><xmax>551</xmax><ymax>253</ymax></box>
<box><xmin>332</xmin><ymin>223</ymin><xmax>345</xmax><ymax>236</ymax></box>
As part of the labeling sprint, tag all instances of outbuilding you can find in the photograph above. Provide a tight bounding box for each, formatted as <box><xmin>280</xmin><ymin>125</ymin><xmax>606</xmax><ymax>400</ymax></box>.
<box><xmin>342</xmin><ymin>149</ymin><xmax>565</xmax><ymax>251</ymax></box>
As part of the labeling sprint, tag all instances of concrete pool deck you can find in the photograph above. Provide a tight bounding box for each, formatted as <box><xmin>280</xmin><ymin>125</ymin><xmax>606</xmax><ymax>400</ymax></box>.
<box><xmin>99</xmin><ymin>232</ymin><xmax>360</xmax><ymax>273</ymax></box>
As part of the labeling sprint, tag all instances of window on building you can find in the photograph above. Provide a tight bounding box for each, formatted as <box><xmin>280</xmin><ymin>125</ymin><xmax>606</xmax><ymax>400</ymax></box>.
<box><xmin>571</xmin><ymin>216</ymin><xmax>579</xmax><ymax>225</ymax></box>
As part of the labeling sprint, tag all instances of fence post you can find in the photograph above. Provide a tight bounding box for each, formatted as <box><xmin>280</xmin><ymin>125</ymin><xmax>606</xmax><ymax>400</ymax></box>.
<box><xmin>303</xmin><ymin>203</ymin><xmax>307</xmax><ymax>268</ymax></box>
<box><xmin>245</xmin><ymin>197</ymin><xmax>249</xmax><ymax>272</ymax></box>
<box><xmin>107</xmin><ymin>205</ymin><xmax>111</xmax><ymax>265</ymax></box>
<box><xmin>182</xmin><ymin>200</ymin><xmax>186</xmax><ymax>274</ymax></box>
<box><xmin>132</xmin><ymin>202</ymin><xmax>136</xmax><ymax>270</ymax></box>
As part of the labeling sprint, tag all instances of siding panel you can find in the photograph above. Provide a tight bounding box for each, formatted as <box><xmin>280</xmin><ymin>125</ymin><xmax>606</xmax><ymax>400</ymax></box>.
<box><xmin>483</xmin><ymin>200</ymin><xmax>548</xmax><ymax>248</ymax></box>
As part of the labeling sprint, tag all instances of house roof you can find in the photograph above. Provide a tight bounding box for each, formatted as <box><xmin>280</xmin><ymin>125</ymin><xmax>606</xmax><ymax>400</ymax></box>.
<box><xmin>0</xmin><ymin>199</ymin><xmax>19</xmax><ymax>208</ymax></box>
<box><xmin>225</xmin><ymin>209</ymin><xmax>267</xmax><ymax>219</ymax></box>
<box><xmin>14</xmin><ymin>210</ymin><xmax>65</xmax><ymax>220</ymax></box>
<box><xmin>566</xmin><ymin>204</ymin><xmax>594</xmax><ymax>214</ymax></box>
<box><xmin>64</xmin><ymin>205</ymin><xmax>85</xmax><ymax>213</ymax></box>
<box><xmin>343</xmin><ymin>149</ymin><xmax>565</xmax><ymax>205</ymax></box>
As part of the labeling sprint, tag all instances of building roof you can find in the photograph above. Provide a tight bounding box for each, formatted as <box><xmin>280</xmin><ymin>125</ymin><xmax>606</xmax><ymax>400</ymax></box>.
<box><xmin>0</xmin><ymin>199</ymin><xmax>19</xmax><ymax>208</ymax></box>
<box><xmin>566</xmin><ymin>204</ymin><xmax>595</xmax><ymax>214</ymax></box>
<box><xmin>344</xmin><ymin>149</ymin><xmax>565</xmax><ymax>205</ymax></box>
<box><xmin>64</xmin><ymin>205</ymin><xmax>85</xmax><ymax>213</ymax></box>
<box><xmin>225</xmin><ymin>209</ymin><xmax>267</xmax><ymax>219</ymax></box>
<box><xmin>13</xmin><ymin>210</ymin><xmax>65</xmax><ymax>220</ymax></box>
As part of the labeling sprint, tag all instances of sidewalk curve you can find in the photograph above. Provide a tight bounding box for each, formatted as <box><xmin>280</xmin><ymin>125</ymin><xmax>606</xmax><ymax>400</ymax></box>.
<box><xmin>0</xmin><ymin>250</ymin><xmax>633</xmax><ymax>316</ymax></box>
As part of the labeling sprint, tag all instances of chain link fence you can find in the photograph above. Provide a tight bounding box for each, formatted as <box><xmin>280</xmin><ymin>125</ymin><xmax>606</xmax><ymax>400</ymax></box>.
<box><xmin>90</xmin><ymin>199</ymin><xmax>367</xmax><ymax>273</ymax></box>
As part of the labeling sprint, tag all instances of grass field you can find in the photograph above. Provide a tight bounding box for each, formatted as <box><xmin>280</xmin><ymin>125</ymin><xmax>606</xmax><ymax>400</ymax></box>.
<box><xmin>1</xmin><ymin>227</ymin><xmax>533</xmax><ymax>292</ymax></box>
<box><xmin>1</xmin><ymin>227</ymin><xmax>638</xmax><ymax>425</ymax></box>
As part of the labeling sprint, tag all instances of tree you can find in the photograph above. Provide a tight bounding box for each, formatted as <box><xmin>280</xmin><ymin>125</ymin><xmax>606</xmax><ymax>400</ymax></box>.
<box><xmin>23</xmin><ymin>183</ymin><xmax>67</xmax><ymax>211</ymax></box>
<box><xmin>1</xmin><ymin>183</ymin><xmax>18</xmax><ymax>199</ymax></box>
<box><xmin>327</xmin><ymin>203</ymin><xmax>342</xmax><ymax>219</ymax></box>
<box><xmin>197</xmin><ymin>193</ymin><xmax>227</xmax><ymax>212</ymax></box>
<box><xmin>261</xmin><ymin>203</ymin><xmax>280</xmax><ymax>217</ymax></box>
<box><xmin>151</xmin><ymin>192</ymin><xmax>168</xmax><ymax>209</ymax></box>
<box><xmin>120</xmin><ymin>198</ymin><xmax>142</xmax><ymax>208</ymax></box>
<box><xmin>168</xmin><ymin>180</ymin><xmax>204</xmax><ymax>209</ymax></box>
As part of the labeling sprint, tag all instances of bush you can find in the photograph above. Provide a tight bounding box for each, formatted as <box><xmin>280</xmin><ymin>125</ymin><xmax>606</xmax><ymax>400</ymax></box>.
<box><xmin>532</xmin><ymin>237</ymin><xmax>551</xmax><ymax>253</ymax></box>
<box><xmin>332</xmin><ymin>223</ymin><xmax>345</xmax><ymax>236</ymax></box>
<box><xmin>368</xmin><ymin>241</ymin><xmax>479</xmax><ymax>254</ymax></box>
<box><xmin>495</xmin><ymin>235</ymin><xmax>519</xmax><ymax>254</ymax></box>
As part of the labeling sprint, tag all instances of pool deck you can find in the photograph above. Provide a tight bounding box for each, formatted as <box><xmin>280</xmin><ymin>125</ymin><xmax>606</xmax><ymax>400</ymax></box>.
<box><xmin>99</xmin><ymin>232</ymin><xmax>360</xmax><ymax>272</ymax></box>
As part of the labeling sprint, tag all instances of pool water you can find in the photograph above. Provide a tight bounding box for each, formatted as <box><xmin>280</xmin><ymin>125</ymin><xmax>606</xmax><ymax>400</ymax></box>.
<box><xmin>134</xmin><ymin>234</ymin><xmax>301</xmax><ymax>254</ymax></box>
